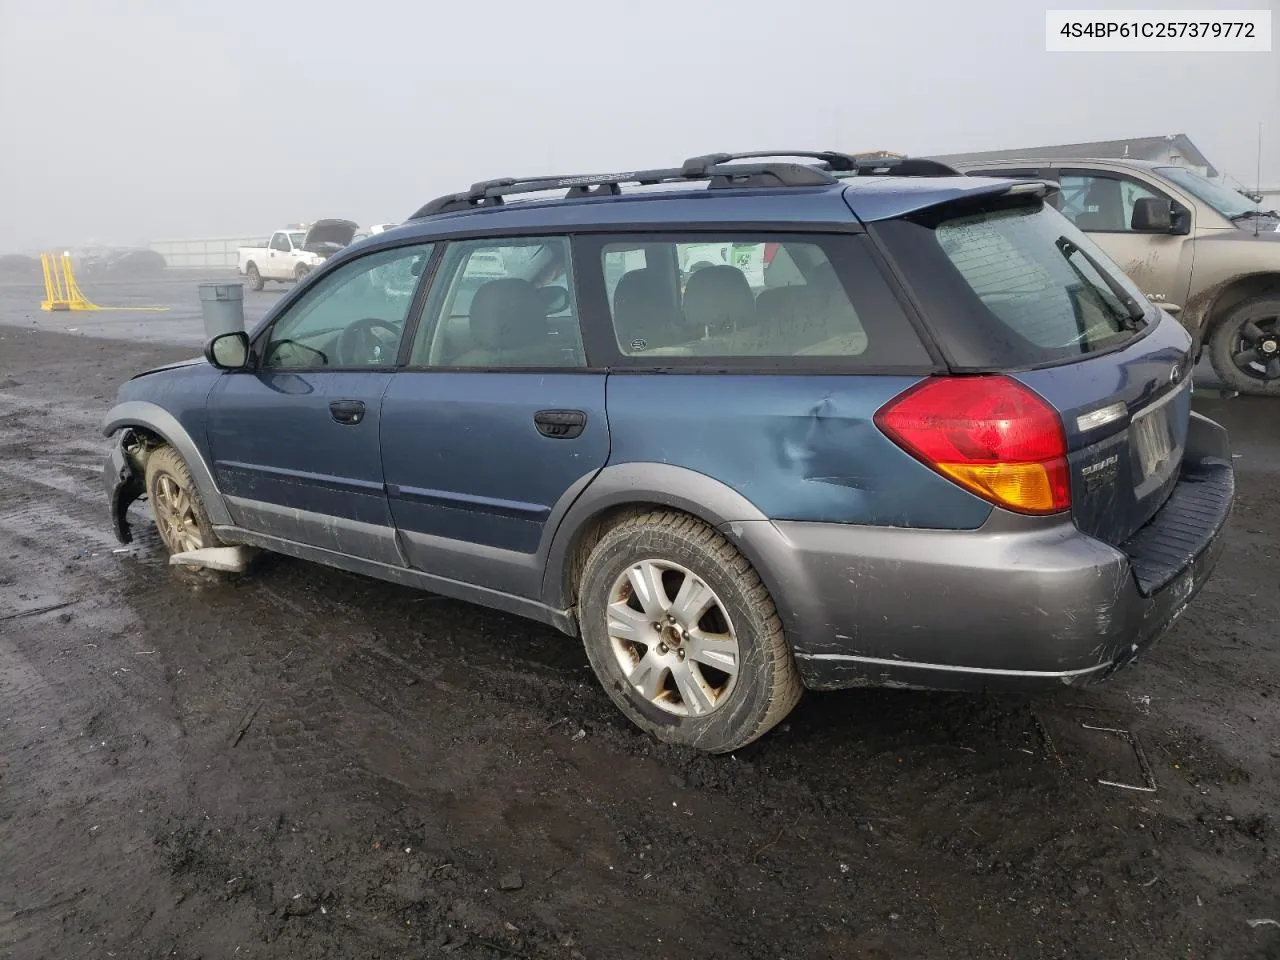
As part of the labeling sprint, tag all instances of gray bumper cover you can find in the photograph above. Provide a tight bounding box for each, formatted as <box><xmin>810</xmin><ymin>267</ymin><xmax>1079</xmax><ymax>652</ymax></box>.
<box><xmin>731</xmin><ymin>412</ymin><xmax>1234</xmax><ymax>692</ymax></box>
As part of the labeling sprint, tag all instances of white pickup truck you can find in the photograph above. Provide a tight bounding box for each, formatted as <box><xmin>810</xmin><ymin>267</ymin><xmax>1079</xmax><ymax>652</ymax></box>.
<box><xmin>237</xmin><ymin>220</ymin><xmax>359</xmax><ymax>290</ymax></box>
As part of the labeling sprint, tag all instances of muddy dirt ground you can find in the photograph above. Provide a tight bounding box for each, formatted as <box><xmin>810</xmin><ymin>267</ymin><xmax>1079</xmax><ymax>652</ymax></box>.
<box><xmin>1</xmin><ymin>323</ymin><xmax>1277</xmax><ymax>960</ymax></box>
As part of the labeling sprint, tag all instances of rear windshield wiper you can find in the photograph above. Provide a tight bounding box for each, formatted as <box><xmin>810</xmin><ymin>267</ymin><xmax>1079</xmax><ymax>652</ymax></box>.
<box><xmin>1055</xmin><ymin>237</ymin><xmax>1146</xmax><ymax>328</ymax></box>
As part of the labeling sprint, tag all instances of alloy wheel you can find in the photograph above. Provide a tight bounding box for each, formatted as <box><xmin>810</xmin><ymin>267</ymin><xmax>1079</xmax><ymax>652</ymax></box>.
<box><xmin>153</xmin><ymin>473</ymin><xmax>203</xmax><ymax>554</ymax></box>
<box><xmin>606</xmin><ymin>559</ymin><xmax>740</xmax><ymax>718</ymax></box>
<box><xmin>1230</xmin><ymin>314</ymin><xmax>1280</xmax><ymax>381</ymax></box>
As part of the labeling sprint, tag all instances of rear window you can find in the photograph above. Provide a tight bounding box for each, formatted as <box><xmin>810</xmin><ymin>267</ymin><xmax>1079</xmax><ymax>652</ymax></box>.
<box><xmin>584</xmin><ymin>233</ymin><xmax>932</xmax><ymax>369</ymax></box>
<box><xmin>875</xmin><ymin>200</ymin><xmax>1152</xmax><ymax>370</ymax></box>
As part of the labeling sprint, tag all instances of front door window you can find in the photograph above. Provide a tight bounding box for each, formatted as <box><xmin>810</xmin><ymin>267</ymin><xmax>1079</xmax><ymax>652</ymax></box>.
<box><xmin>1056</xmin><ymin>174</ymin><xmax>1166</xmax><ymax>233</ymax></box>
<box><xmin>261</xmin><ymin>244</ymin><xmax>434</xmax><ymax>369</ymax></box>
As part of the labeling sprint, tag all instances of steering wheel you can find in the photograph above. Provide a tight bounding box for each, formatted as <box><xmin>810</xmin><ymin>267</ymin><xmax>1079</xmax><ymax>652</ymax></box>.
<box><xmin>336</xmin><ymin>317</ymin><xmax>401</xmax><ymax>366</ymax></box>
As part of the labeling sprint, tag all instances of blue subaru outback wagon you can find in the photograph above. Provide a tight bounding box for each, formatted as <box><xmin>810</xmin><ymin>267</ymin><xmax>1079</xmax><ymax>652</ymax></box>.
<box><xmin>104</xmin><ymin>151</ymin><xmax>1234</xmax><ymax>753</ymax></box>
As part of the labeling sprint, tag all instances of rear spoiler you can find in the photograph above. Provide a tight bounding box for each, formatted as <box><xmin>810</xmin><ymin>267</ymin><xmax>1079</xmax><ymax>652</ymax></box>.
<box><xmin>844</xmin><ymin>177</ymin><xmax>1061</xmax><ymax>224</ymax></box>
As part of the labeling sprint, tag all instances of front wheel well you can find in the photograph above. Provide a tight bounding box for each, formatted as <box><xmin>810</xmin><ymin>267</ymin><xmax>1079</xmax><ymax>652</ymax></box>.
<box><xmin>1200</xmin><ymin>273</ymin><xmax>1280</xmax><ymax>334</ymax></box>
<box><xmin>115</xmin><ymin>424</ymin><xmax>168</xmax><ymax>466</ymax></box>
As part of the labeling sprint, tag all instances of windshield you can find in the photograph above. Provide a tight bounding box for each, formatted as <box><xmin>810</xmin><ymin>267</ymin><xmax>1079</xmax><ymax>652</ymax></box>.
<box><xmin>288</xmin><ymin>232</ymin><xmax>306</xmax><ymax>247</ymax></box>
<box><xmin>1155</xmin><ymin>166</ymin><xmax>1268</xmax><ymax>218</ymax></box>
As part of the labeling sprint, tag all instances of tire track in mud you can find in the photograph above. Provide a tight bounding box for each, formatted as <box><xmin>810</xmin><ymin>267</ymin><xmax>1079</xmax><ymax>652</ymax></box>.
<box><xmin>0</xmin><ymin>345</ymin><xmax>204</xmax><ymax>955</ymax></box>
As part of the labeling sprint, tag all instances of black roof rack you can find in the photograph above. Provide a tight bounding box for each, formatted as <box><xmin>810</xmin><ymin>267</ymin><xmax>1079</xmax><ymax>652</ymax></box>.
<box><xmin>683</xmin><ymin>150</ymin><xmax>962</xmax><ymax>181</ymax></box>
<box><xmin>410</xmin><ymin>166</ymin><xmax>696</xmax><ymax>218</ymax></box>
<box><xmin>681</xmin><ymin>150</ymin><xmax>866</xmax><ymax>174</ymax></box>
<box><xmin>408</xmin><ymin>150</ymin><xmax>961</xmax><ymax>220</ymax></box>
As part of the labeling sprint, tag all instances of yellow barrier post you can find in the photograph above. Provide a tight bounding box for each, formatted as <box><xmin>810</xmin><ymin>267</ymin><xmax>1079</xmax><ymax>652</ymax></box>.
<box><xmin>38</xmin><ymin>252</ymin><xmax>170</xmax><ymax>312</ymax></box>
<box><xmin>40</xmin><ymin>253</ymin><xmax>72</xmax><ymax>310</ymax></box>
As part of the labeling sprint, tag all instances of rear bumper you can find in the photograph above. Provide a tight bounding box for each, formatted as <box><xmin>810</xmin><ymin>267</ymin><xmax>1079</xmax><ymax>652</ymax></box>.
<box><xmin>736</xmin><ymin>412</ymin><xmax>1234</xmax><ymax>692</ymax></box>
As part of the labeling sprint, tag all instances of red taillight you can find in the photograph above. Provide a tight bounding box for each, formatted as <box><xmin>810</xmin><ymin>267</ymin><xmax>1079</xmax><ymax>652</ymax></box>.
<box><xmin>873</xmin><ymin>375</ymin><xmax>1071</xmax><ymax>515</ymax></box>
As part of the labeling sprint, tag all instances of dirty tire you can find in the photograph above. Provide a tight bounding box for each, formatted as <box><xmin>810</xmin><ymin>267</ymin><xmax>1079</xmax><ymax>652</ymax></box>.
<box><xmin>1207</xmin><ymin>296</ymin><xmax>1280</xmax><ymax>396</ymax></box>
<box><xmin>245</xmin><ymin>263</ymin><xmax>264</xmax><ymax>292</ymax></box>
<box><xmin>143</xmin><ymin>445</ymin><xmax>221</xmax><ymax>557</ymax></box>
<box><xmin>294</xmin><ymin>263</ymin><xmax>310</xmax><ymax>283</ymax></box>
<box><xmin>578</xmin><ymin>510</ymin><xmax>802</xmax><ymax>754</ymax></box>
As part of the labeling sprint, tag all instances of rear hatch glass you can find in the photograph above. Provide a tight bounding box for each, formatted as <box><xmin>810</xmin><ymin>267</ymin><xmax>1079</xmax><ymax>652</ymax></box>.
<box><xmin>873</xmin><ymin>197</ymin><xmax>1194</xmax><ymax>546</ymax></box>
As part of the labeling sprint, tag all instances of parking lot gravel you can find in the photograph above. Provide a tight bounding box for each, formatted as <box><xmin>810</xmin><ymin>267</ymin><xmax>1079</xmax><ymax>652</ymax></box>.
<box><xmin>1</xmin><ymin>281</ymin><xmax>1277</xmax><ymax>959</ymax></box>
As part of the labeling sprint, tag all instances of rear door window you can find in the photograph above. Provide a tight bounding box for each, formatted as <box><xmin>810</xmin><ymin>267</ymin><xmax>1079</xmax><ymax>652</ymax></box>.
<box><xmin>585</xmin><ymin>233</ymin><xmax>932</xmax><ymax>369</ymax></box>
<box><xmin>874</xmin><ymin>200</ymin><xmax>1151</xmax><ymax>369</ymax></box>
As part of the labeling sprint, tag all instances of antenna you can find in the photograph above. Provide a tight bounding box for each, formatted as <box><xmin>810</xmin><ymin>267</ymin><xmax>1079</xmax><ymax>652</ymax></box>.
<box><xmin>1255</xmin><ymin>121</ymin><xmax>1263</xmax><ymax>238</ymax></box>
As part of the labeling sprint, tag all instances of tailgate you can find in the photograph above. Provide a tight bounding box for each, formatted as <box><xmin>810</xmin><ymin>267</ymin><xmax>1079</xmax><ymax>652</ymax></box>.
<box><xmin>865</xmin><ymin>193</ymin><xmax>1197</xmax><ymax>547</ymax></box>
<box><xmin>1016</xmin><ymin>312</ymin><xmax>1194</xmax><ymax>546</ymax></box>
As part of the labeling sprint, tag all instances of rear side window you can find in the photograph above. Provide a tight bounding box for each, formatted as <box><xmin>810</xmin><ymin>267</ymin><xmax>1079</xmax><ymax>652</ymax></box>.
<box><xmin>588</xmin><ymin>233</ymin><xmax>931</xmax><ymax>369</ymax></box>
<box><xmin>875</xmin><ymin>200</ymin><xmax>1151</xmax><ymax>370</ymax></box>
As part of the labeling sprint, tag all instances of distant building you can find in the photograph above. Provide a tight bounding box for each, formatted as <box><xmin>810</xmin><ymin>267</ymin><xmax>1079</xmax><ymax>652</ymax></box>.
<box><xmin>931</xmin><ymin>133</ymin><xmax>1218</xmax><ymax>177</ymax></box>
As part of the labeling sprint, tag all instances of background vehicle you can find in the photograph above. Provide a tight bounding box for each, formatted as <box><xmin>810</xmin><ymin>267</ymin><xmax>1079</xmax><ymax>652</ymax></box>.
<box><xmin>953</xmin><ymin>157</ymin><xmax>1280</xmax><ymax>395</ymax></box>
<box><xmin>81</xmin><ymin>247</ymin><xmax>167</xmax><ymax>279</ymax></box>
<box><xmin>104</xmin><ymin>151</ymin><xmax>1232</xmax><ymax>755</ymax></box>
<box><xmin>237</xmin><ymin>220</ymin><xmax>359</xmax><ymax>291</ymax></box>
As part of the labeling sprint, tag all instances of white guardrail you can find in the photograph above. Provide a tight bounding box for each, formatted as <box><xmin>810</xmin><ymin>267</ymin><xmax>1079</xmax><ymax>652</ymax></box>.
<box><xmin>149</xmin><ymin>236</ymin><xmax>267</xmax><ymax>269</ymax></box>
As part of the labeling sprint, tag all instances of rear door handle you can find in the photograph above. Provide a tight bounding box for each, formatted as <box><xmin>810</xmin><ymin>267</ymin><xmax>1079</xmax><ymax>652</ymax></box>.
<box><xmin>534</xmin><ymin>409</ymin><xmax>587</xmax><ymax>439</ymax></box>
<box><xmin>329</xmin><ymin>400</ymin><xmax>366</xmax><ymax>425</ymax></box>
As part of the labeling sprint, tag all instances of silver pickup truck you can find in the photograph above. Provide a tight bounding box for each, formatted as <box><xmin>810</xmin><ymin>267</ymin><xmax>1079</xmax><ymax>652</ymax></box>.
<box><xmin>952</xmin><ymin>157</ymin><xmax>1280</xmax><ymax>395</ymax></box>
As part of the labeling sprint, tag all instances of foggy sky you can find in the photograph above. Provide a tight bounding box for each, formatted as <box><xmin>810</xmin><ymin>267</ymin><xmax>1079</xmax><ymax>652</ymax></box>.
<box><xmin>0</xmin><ymin>0</ymin><xmax>1276</xmax><ymax>251</ymax></box>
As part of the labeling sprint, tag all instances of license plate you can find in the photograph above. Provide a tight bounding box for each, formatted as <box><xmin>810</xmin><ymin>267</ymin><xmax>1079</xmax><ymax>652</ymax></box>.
<box><xmin>1131</xmin><ymin>406</ymin><xmax>1174</xmax><ymax>479</ymax></box>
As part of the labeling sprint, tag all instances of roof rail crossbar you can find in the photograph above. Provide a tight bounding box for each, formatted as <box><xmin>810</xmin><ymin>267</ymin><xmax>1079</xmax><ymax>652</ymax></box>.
<box><xmin>410</xmin><ymin>193</ymin><xmax>507</xmax><ymax>218</ymax></box>
<box><xmin>831</xmin><ymin>157</ymin><xmax>963</xmax><ymax>177</ymax></box>
<box><xmin>564</xmin><ymin>182</ymin><xmax>623</xmax><ymax>198</ymax></box>
<box><xmin>685</xmin><ymin>151</ymin><xmax>962</xmax><ymax>179</ymax></box>
<box><xmin>682</xmin><ymin>150</ymin><xmax>863</xmax><ymax>175</ymax></box>
<box><xmin>705</xmin><ymin>162</ymin><xmax>838</xmax><ymax>189</ymax></box>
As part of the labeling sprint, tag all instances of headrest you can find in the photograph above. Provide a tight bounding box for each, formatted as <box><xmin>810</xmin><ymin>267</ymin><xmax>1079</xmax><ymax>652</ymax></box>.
<box><xmin>807</xmin><ymin>260</ymin><xmax>840</xmax><ymax>295</ymax></box>
<box><xmin>683</xmin><ymin>265</ymin><xmax>756</xmax><ymax>333</ymax></box>
<box><xmin>755</xmin><ymin>284</ymin><xmax>821</xmax><ymax>321</ymax></box>
<box><xmin>613</xmin><ymin>267</ymin><xmax>667</xmax><ymax>315</ymax></box>
<box><xmin>469</xmin><ymin>278</ymin><xmax>546</xmax><ymax>350</ymax></box>
<box><xmin>613</xmin><ymin>267</ymin><xmax>682</xmax><ymax>350</ymax></box>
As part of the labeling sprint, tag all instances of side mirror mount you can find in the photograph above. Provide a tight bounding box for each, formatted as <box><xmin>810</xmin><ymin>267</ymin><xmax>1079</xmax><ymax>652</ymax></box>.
<box><xmin>205</xmin><ymin>331</ymin><xmax>250</xmax><ymax>370</ymax></box>
<box><xmin>1170</xmin><ymin>203</ymin><xmax>1192</xmax><ymax>235</ymax></box>
<box><xmin>1130</xmin><ymin>197</ymin><xmax>1173</xmax><ymax>233</ymax></box>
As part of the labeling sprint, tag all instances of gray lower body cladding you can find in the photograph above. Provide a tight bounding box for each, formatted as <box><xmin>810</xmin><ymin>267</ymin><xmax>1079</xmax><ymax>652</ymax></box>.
<box><xmin>104</xmin><ymin>401</ymin><xmax>1233</xmax><ymax>696</ymax></box>
<box><xmin>739</xmin><ymin>413</ymin><xmax>1234</xmax><ymax>693</ymax></box>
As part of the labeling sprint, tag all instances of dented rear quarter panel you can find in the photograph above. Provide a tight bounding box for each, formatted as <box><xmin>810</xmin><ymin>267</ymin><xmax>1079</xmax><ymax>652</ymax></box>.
<box><xmin>602</xmin><ymin>372</ymin><xmax>994</xmax><ymax>528</ymax></box>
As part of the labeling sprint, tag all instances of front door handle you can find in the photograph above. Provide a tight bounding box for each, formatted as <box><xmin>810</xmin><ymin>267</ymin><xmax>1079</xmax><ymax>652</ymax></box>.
<box><xmin>534</xmin><ymin>409</ymin><xmax>587</xmax><ymax>439</ymax></box>
<box><xmin>329</xmin><ymin>400</ymin><xmax>366</xmax><ymax>425</ymax></box>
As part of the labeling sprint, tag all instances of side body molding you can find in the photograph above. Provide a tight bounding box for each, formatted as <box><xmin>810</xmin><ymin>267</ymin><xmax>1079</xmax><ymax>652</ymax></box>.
<box><xmin>102</xmin><ymin>400</ymin><xmax>233</xmax><ymax>526</ymax></box>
